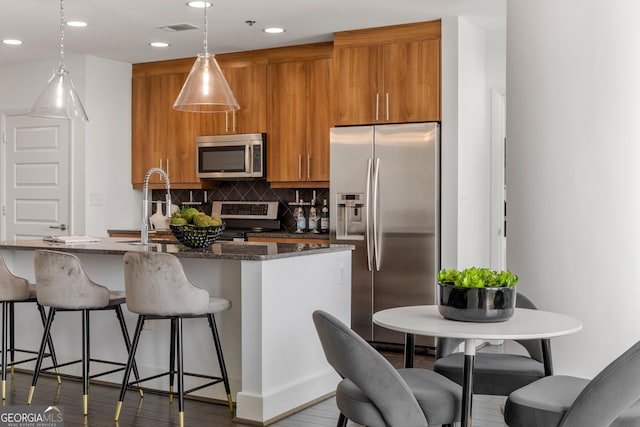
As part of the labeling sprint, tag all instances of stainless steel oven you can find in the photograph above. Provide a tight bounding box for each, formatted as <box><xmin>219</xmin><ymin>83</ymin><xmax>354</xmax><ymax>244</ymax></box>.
<box><xmin>212</xmin><ymin>201</ymin><xmax>280</xmax><ymax>241</ymax></box>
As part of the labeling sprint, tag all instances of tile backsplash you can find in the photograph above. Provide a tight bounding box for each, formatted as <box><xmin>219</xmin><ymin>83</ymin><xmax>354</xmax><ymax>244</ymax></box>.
<box><xmin>153</xmin><ymin>181</ymin><xmax>328</xmax><ymax>232</ymax></box>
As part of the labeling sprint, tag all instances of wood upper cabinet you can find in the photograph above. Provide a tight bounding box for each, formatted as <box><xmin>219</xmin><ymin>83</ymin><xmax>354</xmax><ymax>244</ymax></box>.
<box><xmin>266</xmin><ymin>44</ymin><xmax>332</xmax><ymax>186</ymax></box>
<box><xmin>200</xmin><ymin>53</ymin><xmax>267</xmax><ymax>135</ymax></box>
<box><xmin>131</xmin><ymin>62</ymin><xmax>202</xmax><ymax>188</ymax></box>
<box><xmin>333</xmin><ymin>20</ymin><xmax>441</xmax><ymax>126</ymax></box>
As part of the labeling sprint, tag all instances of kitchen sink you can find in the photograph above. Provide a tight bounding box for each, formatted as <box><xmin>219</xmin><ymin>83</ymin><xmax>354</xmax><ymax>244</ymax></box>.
<box><xmin>119</xmin><ymin>239</ymin><xmax>179</xmax><ymax>245</ymax></box>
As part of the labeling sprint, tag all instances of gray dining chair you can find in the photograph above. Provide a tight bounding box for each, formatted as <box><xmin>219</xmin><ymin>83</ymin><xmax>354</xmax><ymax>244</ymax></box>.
<box><xmin>434</xmin><ymin>292</ymin><xmax>552</xmax><ymax>396</ymax></box>
<box><xmin>504</xmin><ymin>339</ymin><xmax>640</xmax><ymax>426</ymax></box>
<box><xmin>312</xmin><ymin>309</ymin><xmax>462</xmax><ymax>427</ymax></box>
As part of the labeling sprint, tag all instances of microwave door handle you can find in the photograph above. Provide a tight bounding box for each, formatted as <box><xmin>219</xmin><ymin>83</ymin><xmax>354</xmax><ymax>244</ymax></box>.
<box><xmin>246</xmin><ymin>145</ymin><xmax>252</xmax><ymax>175</ymax></box>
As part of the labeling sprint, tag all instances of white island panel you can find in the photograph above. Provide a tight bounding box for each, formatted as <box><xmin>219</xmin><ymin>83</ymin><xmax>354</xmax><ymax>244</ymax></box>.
<box><xmin>237</xmin><ymin>252</ymin><xmax>350</xmax><ymax>423</ymax></box>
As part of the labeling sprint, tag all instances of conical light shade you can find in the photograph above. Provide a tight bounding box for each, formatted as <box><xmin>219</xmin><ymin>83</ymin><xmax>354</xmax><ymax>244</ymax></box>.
<box><xmin>31</xmin><ymin>66</ymin><xmax>89</xmax><ymax>121</ymax></box>
<box><xmin>173</xmin><ymin>53</ymin><xmax>240</xmax><ymax>112</ymax></box>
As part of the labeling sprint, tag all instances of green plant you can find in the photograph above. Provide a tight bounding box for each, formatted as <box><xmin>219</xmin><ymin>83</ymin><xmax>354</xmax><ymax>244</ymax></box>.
<box><xmin>438</xmin><ymin>267</ymin><xmax>518</xmax><ymax>288</ymax></box>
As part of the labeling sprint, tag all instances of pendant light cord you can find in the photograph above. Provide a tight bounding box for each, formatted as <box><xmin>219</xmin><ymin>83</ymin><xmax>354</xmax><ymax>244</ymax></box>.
<box><xmin>203</xmin><ymin>2</ymin><xmax>208</xmax><ymax>55</ymax></box>
<box><xmin>58</xmin><ymin>0</ymin><xmax>65</xmax><ymax>70</ymax></box>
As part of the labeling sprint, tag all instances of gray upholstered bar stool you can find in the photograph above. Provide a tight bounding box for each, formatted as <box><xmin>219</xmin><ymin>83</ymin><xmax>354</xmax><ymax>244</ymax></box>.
<box><xmin>0</xmin><ymin>255</ymin><xmax>58</xmax><ymax>400</ymax></box>
<box><xmin>28</xmin><ymin>249</ymin><xmax>141</xmax><ymax>415</ymax></box>
<box><xmin>115</xmin><ymin>251</ymin><xmax>233</xmax><ymax>427</ymax></box>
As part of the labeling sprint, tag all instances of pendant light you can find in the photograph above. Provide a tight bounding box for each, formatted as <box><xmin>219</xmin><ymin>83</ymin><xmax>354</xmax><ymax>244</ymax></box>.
<box><xmin>173</xmin><ymin>2</ymin><xmax>239</xmax><ymax>112</ymax></box>
<box><xmin>30</xmin><ymin>0</ymin><xmax>89</xmax><ymax>121</ymax></box>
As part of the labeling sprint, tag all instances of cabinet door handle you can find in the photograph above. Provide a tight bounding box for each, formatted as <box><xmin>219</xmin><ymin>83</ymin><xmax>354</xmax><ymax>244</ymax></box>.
<box><xmin>307</xmin><ymin>155</ymin><xmax>311</xmax><ymax>180</ymax></box>
<box><xmin>225</xmin><ymin>112</ymin><xmax>229</xmax><ymax>133</ymax></box>
<box><xmin>166</xmin><ymin>159</ymin><xmax>170</xmax><ymax>177</ymax></box>
<box><xmin>298</xmin><ymin>155</ymin><xmax>302</xmax><ymax>180</ymax></box>
<box><xmin>233</xmin><ymin>111</ymin><xmax>237</xmax><ymax>133</ymax></box>
<box><xmin>49</xmin><ymin>224</ymin><xmax>67</xmax><ymax>231</ymax></box>
<box><xmin>386</xmin><ymin>93</ymin><xmax>389</xmax><ymax>121</ymax></box>
<box><xmin>375</xmin><ymin>93</ymin><xmax>380</xmax><ymax>121</ymax></box>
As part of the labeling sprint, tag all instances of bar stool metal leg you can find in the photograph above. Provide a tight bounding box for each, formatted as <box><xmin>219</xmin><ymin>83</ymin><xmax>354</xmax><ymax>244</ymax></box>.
<box><xmin>114</xmin><ymin>305</ymin><xmax>143</xmax><ymax>397</ymax></box>
<box><xmin>82</xmin><ymin>309</ymin><xmax>90</xmax><ymax>415</ymax></box>
<box><xmin>177</xmin><ymin>317</ymin><xmax>185</xmax><ymax>427</ymax></box>
<box><xmin>9</xmin><ymin>302</ymin><xmax>14</xmax><ymax>376</ymax></box>
<box><xmin>208</xmin><ymin>313</ymin><xmax>233</xmax><ymax>413</ymax></box>
<box><xmin>169</xmin><ymin>317</ymin><xmax>176</xmax><ymax>403</ymax></box>
<box><xmin>27</xmin><ymin>308</ymin><xmax>57</xmax><ymax>406</ymax></box>
<box><xmin>114</xmin><ymin>315</ymin><xmax>145</xmax><ymax>422</ymax></box>
<box><xmin>2</xmin><ymin>301</ymin><xmax>8</xmax><ymax>399</ymax></box>
<box><xmin>36</xmin><ymin>305</ymin><xmax>61</xmax><ymax>384</ymax></box>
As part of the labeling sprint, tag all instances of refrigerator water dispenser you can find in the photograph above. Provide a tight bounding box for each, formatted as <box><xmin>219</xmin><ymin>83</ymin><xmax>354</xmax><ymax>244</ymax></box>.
<box><xmin>336</xmin><ymin>193</ymin><xmax>365</xmax><ymax>240</ymax></box>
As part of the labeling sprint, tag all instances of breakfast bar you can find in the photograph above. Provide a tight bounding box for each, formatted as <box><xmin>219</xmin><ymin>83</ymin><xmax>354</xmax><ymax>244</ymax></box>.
<box><xmin>0</xmin><ymin>238</ymin><xmax>353</xmax><ymax>425</ymax></box>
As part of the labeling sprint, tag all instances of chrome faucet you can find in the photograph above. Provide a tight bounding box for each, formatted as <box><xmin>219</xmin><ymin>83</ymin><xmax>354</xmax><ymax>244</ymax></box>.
<box><xmin>141</xmin><ymin>167</ymin><xmax>171</xmax><ymax>245</ymax></box>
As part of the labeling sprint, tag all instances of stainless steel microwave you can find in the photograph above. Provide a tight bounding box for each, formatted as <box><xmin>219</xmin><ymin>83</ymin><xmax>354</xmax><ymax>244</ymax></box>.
<box><xmin>196</xmin><ymin>133</ymin><xmax>266</xmax><ymax>179</ymax></box>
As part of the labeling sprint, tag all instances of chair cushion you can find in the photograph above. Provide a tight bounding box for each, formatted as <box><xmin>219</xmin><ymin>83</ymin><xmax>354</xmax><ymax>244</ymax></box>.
<box><xmin>336</xmin><ymin>379</ymin><xmax>387</xmax><ymax>427</ymax></box>
<box><xmin>398</xmin><ymin>368</ymin><xmax>462</xmax><ymax>425</ymax></box>
<box><xmin>504</xmin><ymin>375</ymin><xmax>587</xmax><ymax>427</ymax></box>
<box><xmin>434</xmin><ymin>352</ymin><xmax>545</xmax><ymax>395</ymax></box>
<box><xmin>108</xmin><ymin>291</ymin><xmax>127</xmax><ymax>306</ymax></box>
<box><xmin>505</xmin><ymin>375</ymin><xmax>640</xmax><ymax>427</ymax></box>
<box><xmin>28</xmin><ymin>283</ymin><xmax>37</xmax><ymax>300</ymax></box>
<box><xmin>336</xmin><ymin>369</ymin><xmax>461</xmax><ymax>427</ymax></box>
<box><xmin>207</xmin><ymin>297</ymin><xmax>231</xmax><ymax>314</ymax></box>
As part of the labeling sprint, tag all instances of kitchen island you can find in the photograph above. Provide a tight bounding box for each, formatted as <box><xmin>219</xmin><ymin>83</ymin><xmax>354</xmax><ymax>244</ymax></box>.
<box><xmin>0</xmin><ymin>238</ymin><xmax>353</xmax><ymax>425</ymax></box>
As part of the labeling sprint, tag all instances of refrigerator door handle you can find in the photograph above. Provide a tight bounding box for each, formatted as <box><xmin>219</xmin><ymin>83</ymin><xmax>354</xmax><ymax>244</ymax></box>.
<box><xmin>373</xmin><ymin>157</ymin><xmax>381</xmax><ymax>271</ymax></box>
<box><xmin>365</xmin><ymin>158</ymin><xmax>373</xmax><ymax>271</ymax></box>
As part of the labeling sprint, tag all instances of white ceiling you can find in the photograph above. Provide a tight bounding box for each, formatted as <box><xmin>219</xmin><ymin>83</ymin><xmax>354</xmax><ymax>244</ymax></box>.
<box><xmin>0</xmin><ymin>0</ymin><xmax>506</xmax><ymax>66</ymax></box>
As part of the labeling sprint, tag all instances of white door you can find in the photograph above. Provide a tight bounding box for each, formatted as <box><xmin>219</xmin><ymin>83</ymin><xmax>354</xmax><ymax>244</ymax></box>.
<box><xmin>3</xmin><ymin>114</ymin><xmax>70</xmax><ymax>240</ymax></box>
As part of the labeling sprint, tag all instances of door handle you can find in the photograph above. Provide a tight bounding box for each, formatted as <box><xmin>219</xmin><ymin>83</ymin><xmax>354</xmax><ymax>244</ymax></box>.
<box><xmin>365</xmin><ymin>159</ymin><xmax>373</xmax><ymax>271</ymax></box>
<box><xmin>372</xmin><ymin>158</ymin><xmax>381</xmax><ymax>271</ymax></box>
<box><xmin>49</xmin><ymin>224</ymin><xmax>67</xmax><ymax>231</ymax></box>
<box><xmin>385</xmin><ymin>93</ymin><xmax>389</xmax><ymax>121</ymax></box>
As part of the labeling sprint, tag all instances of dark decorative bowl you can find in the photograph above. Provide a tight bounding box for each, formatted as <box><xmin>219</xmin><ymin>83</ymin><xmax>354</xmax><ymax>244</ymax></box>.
<box><xmin>170</xmin><ymin>224</ymin><xmax>225</xmax><ymax>248</ymax></box>
<box><xmin>438</xmin><ymin>283</ymin><xmax>516</xmax><ymax>322</ymax></box>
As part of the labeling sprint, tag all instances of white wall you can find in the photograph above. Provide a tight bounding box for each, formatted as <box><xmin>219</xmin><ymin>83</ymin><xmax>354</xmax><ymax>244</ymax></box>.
<box><xmin>507</xmin><ymin>0</ymin><xmax>640</xmax><ymax>377</ymax></box>
<box><xmin>0</xmin><ymin>54</ymin><xmax>140</xmax><ymax>238</ymax></box>
<box><xmin>84</xmin><ymin>56</ymin><xmax>140</xmax><ymax>236</ymax></box>
<box><xmin>441</xmin><ymin>17</ymin><xmax>497</xmax><ymax>270</ymax></box>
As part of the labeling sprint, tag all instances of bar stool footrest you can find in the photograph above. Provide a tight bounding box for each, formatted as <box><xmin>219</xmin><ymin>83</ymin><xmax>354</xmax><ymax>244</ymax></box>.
<box><xmin>127</xmin><ymin>370</ymin><xmax>225</xmax><ymax>396</ymax></box>
<box><xmin>1</xmin><ymin>349</ymin><xmax>53</xmax><ymax>368</ymax></box>
<box><xmin>39</xmin><ymin>357</ymin><xmax>127</xmax><ymax>380</ymax></box>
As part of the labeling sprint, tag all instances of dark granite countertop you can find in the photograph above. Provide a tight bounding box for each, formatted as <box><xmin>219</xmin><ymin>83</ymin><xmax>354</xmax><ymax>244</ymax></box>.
<box><xmin>0</xmin><ymin>238</ymin><xmax>352</xmax><ymax>261</ymax></box>
<box><xmin>245</xmin><ymin>231</ymin><xmax>330</xmax><ymax>240</ymax></box>
<box><xmin>107</xmin><ymin>229</ymin><xmax>330</xmax><ymax>240</ymax></box>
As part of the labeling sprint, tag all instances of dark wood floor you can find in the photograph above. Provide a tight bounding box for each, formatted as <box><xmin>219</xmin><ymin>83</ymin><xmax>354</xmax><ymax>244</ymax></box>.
<box><xmin>2</xmin><ymin>348</ymin><xmax>506</xmax><ymax>427</ymax></box>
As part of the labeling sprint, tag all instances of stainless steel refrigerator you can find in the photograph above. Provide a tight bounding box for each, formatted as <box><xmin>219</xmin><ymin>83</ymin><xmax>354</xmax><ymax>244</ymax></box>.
<box><xmin>330</xmin><ymin>122</ymin><xmax>440</xmax><ymax>346</ymax></box>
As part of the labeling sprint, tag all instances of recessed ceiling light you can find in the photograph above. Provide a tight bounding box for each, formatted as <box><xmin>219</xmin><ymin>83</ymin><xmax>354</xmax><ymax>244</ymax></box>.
<box><xmin>2</xmin><ymin>39</ymin><xmax>22</xmax><ymax>45</ymax></box>
<box><xmin>150</xmin><ymin>42</ymin><xmax>170</xmax><ymax>48</ymax></box>
<box><xmin>186</xmin><ymin>1</ymin><xmax>212</xmax><ymax>8</ymax></box>
<box><xmin>263</xmin><ymin>27</ymin><xmax>285</xmax><ymax>34</ymax></box>
<box><xmin>66</xmin><ymin>21</ymin><xmax>88</xmax><ymax>28</ymax></box>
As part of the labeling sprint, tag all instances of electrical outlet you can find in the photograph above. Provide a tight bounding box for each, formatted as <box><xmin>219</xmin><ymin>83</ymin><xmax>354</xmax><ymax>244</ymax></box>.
<box><xmin>143</xmin><ymin>320</ymin><xmax>154</xmax><ymax>330</ymax></box>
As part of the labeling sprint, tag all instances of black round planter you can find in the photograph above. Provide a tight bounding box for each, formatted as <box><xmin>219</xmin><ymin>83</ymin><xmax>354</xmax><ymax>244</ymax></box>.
<box><xmin>437</xmin><ymin>283</ymin><xmax>516</xmax><ymax>322</ymax></box>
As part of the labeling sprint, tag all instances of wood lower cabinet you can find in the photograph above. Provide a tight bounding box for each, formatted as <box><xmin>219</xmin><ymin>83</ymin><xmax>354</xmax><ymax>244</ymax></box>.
<box><xmin>266</xmin><ymin>43</ymin><xmax>332</xmax><ymax>187</ymax></box>
<box><xmin>333</xmin><ymin>20</ymin><xmax>441</xmax><ymax>126</ymax></box>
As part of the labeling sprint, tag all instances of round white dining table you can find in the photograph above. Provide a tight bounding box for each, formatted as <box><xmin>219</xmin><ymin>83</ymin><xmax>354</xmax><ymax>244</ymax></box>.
<box><xmin>373</xmin><ymin>305</ymin><xmax>582</xmax><ymax>427</ymax></box>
